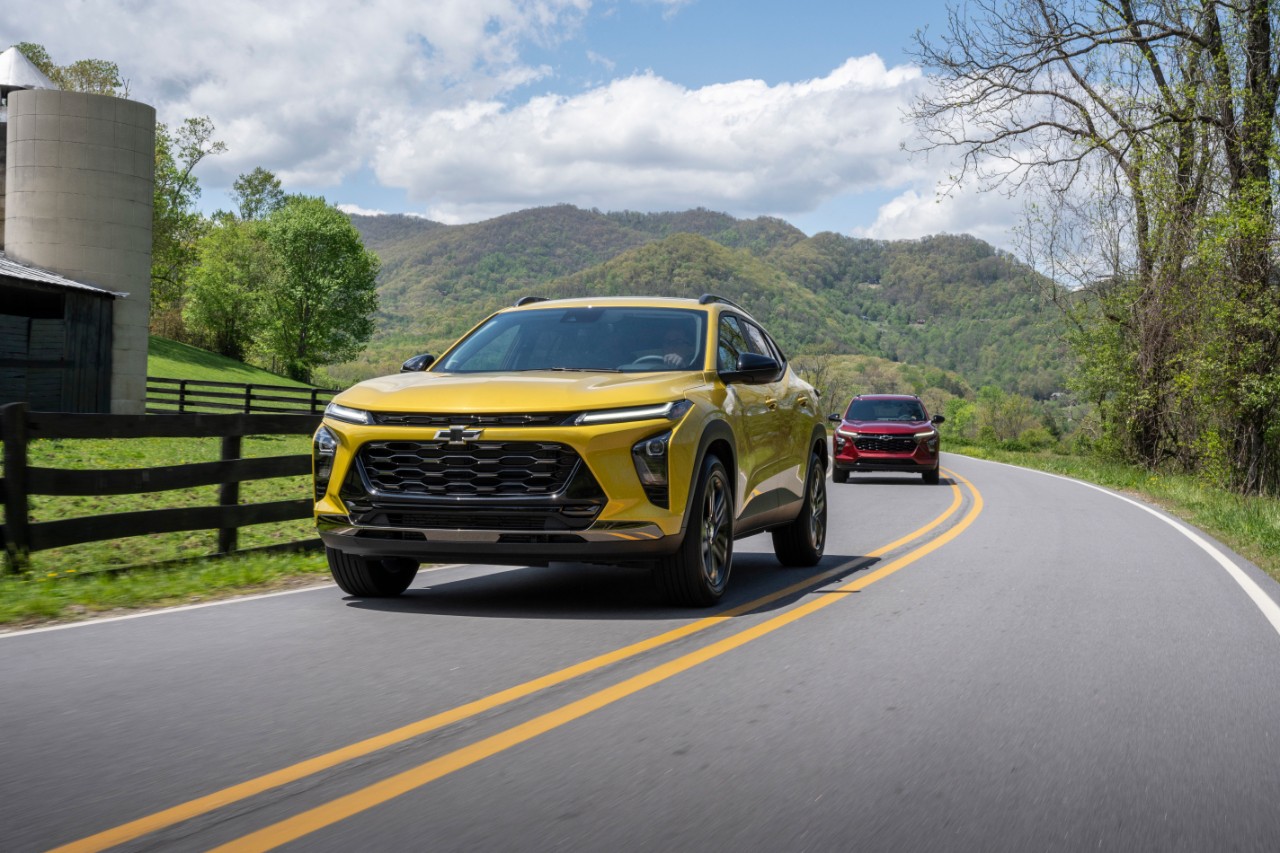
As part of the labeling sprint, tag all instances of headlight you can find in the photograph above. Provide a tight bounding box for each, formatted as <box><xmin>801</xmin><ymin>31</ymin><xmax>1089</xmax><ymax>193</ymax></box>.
<box><xmin>325</xmin><ymin>401</ymin><xmax>373</xmax><ymax>425</ymax></box>
<box><xmin>313</xmin><ymin>426</ymin><xmax>339</xmax><ymax>500</ymax></box>
<box><xmin>632</xmin><ymin>430</ymin><xmax>673</xmax><ymax>507</ymax></box>
<box><xmin>575</xmin><ymin>400</ymin><xmax>693</xmax><ymax>426</ymax></box>
<box><xmin>914</xmin><ymin>429</ymin><xmax>937</xmax><ymax>440</ymax></box>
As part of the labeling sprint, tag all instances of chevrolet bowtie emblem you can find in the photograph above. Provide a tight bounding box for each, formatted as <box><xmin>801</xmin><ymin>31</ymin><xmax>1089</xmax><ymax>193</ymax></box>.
<box><xmin>436</xmin><ymin>426</ymin><xmax>483</xmax><ymax>444</ymax></box>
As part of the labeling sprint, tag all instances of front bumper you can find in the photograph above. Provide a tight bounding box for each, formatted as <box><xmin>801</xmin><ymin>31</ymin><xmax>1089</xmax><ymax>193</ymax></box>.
<box><xmin>314</xmin><ymin>413</ymin><xmax>698</xmax><ymax>565</ymax></box>
<box><xmin>833</xmin><ymin>432</ymin><xmax>939</xmax><ymax>473</ymax></box>
<box><xmin>317</xmin><ymin>516</ymin><xmax>680</xmax><ymax>566</ymax></box>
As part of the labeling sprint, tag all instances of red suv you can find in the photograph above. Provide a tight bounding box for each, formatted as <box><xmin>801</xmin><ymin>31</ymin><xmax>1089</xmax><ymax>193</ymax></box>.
<box><xmin>829</xmin><ymin>394</ymin><xmax>945</xmax><ymax>484</ymax></box>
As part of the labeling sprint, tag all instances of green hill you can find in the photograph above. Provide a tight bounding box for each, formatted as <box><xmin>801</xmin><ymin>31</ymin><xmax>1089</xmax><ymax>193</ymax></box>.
<box><xmin>148</xmin><ymin>336</ymin><xmax>316</xmax><ymax>387</ymax></box>
<box><xmin>337</xmin><ymin>206</ymin><xmax>1070</xmax><ymax>397</ymax></box>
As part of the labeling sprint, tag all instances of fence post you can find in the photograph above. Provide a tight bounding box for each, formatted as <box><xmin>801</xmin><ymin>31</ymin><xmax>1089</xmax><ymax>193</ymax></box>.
<box><xmin>244</xmin><ymin>385</ymin><xmax>253</xmax><ymax>414</ymax></box>
<box><xmin>217</xmin><ymin>434</ymin><xmax>242</xmax><ymax>554</ymax></box>
<box><xmin>179</xmin><ymin>379</ymin><xmax>188</xmax><ymax>413</ymax></box>
<box><xmin>2</xmin><ymin>402</ymin><xmax>31</xmax><ymax>574</ymax></box>
<box><xmin>311</xmin><ymin>388</ymin><xmax>320</xmax><ymax>414</ymax></box>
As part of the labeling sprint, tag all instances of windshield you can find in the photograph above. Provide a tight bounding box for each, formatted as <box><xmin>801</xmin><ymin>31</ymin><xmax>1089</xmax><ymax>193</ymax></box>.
<box><xmin>846</xmin><ymin>399</ymin><xmax>927</xmax><ymax>422</ymax></box>
<box><xmin>435</xmin><ymin>306</ymin><xmax>708</xmax><ymax>373</ymax></box>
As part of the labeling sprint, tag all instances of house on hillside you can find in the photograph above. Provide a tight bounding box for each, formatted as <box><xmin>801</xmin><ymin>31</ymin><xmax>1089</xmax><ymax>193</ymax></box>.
<box><xmin>0</xmin><ymin>45</ymin><xmax>155</xmax><ymax>413</ymax></box>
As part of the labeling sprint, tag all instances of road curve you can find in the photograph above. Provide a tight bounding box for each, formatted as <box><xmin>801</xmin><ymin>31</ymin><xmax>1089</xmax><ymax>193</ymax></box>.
<box><xmin>3</xmin><ymin>454</ymin><xmax>1279</xmax><ymax>852</ymax></box>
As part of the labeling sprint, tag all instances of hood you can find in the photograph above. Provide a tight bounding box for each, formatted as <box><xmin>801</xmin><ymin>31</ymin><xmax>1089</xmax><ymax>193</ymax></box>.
<box><xmin>334</xmin><ymin>370</ymin><xmax>706</xmax><ymax>414</ymax></box>
<box><xmin>842</xmin><ymin>418</ymin><xmax>933</xmax><ymax>435</ymax></box>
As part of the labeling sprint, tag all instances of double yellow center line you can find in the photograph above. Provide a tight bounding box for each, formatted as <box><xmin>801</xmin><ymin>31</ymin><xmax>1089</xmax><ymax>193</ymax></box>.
<box><xmin>53</xmin><ymin>469</ymin><xmax>982</xmax><ymax>853</ymax></box>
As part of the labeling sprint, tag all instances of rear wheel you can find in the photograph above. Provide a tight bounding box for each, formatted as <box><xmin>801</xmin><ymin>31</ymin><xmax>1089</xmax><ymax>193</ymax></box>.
<box><xmin>772</xmin><ymin>452</ymin><xmax>827</xmax><ymax>566</ymax></box>
<box><xmin>327</xmin><ymin>548</ymin><xmax>418</xmax><ymax>597</ymax></box>
<box><xmin>654</xmin><ymin>455</ymin><xmax>733</xmax><ymax>607</ymax></box>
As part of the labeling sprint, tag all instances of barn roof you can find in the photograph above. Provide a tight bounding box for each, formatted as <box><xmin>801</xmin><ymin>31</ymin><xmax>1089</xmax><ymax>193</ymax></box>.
<box><xmin>0</xmin><ymin>252</ymin><xmax>127</xmax><ymax>298</ymax></box>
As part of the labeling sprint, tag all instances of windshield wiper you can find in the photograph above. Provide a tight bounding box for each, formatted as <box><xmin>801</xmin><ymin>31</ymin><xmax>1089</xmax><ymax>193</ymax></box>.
<box><xmin>545</xmin><ymin>366</ymin><xmax>622</xmax><ymax>373</ymax></box>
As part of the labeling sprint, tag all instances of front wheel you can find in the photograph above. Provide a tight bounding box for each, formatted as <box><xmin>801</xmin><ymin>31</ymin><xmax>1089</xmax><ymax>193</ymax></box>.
<box><xmin>832</xmin><ymin>467</ymin><xmax>849</xmax><ymax>484</ymax></box>
<box><xmin>654</xmin><ymin>455</ymin><xmax>733</xmax><ymax>607</ymax></box>
<box><xmin>327</xmin><ymin>548</ymin><xmax>418</xmax><ymax>597</ymax></box>
<box><xmin>922</xmin><ymin>467</ymin><xmax>940</xmax><ymax>485</ymax></box>
<box><xmin>772</xmin><ymin>452</ymin><xmax>827</xmax><ymax>566</ymax></box>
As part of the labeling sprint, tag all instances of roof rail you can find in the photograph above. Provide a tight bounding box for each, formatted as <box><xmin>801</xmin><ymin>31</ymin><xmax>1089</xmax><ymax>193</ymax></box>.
<box><xmin>514</xmin><ymin>296</ymin><xmax>549</xmax><ymax>307</ymax></box>
<box><xmin>698</xmin><ymin>293</ymin><xmax>748</xmax><ymax>312</ymax></box>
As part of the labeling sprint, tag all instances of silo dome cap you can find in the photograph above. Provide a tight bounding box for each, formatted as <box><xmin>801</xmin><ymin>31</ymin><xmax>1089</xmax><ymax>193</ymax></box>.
<box><xmin>0</xmin><ymin>46</ymin><xmax>59</xmax><ymax>98</ymax></box>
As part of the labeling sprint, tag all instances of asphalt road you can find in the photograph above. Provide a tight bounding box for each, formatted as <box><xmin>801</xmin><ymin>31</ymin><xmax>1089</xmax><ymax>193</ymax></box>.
<box><xmin>4</xmin><ymin>454</ymin><xmax>1280</xmax><ymax>852</ymax></box>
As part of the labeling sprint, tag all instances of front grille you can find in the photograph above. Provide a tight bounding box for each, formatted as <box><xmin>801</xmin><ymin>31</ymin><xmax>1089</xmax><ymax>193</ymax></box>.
<box><xmin>854</xmin><ymin>435</ymin><xmax>917</xmax><ymax>453</ymax></box>
<box><xmin>358</xmin><ymin>440</ymin><xmax>579</xmax><ymax>497</ymax></box>
<box><xmin>372</xmin><ymin>412</ymin><xmax>573</xmax><ymax>428</ymax></box>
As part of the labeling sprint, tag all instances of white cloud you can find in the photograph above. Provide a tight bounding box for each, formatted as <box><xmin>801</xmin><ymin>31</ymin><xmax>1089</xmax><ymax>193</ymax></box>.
<box><xmin>855</xmin><ymin>184</ymin><xmax>1025</xmax><ymax>252</ymax></box>
<box><xmin>6</xmin><ymin>2</ymin><xmax>1024</xmax><ymax>245</ymax></box>
<box><xmin>336</xmin><ymin>204</ymin><xmax>389</xmax><ymax>217</ymax></box>
<box><xmin>8</xmin><ymin>0</ymin><xmax>591</xmax><ymax>187</ymax></box>
<box><xmin>377</xmin><ymin>56</ymin><xmax>930</xmax><ymax>223</ymax></box>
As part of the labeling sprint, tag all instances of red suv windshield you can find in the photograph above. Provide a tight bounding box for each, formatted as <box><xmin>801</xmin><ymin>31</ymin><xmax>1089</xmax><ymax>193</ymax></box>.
<box><xmin>846</xmin><ymin>399</ymin><xmax>927</xmax><ymax>422</ymax></box>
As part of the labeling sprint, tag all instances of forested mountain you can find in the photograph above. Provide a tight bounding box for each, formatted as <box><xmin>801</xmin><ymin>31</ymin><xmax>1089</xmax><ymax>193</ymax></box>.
<box><xmin>341</xmin><ymin>205</ymin><xmax>1067</xmax><ymax>396</ymax></box>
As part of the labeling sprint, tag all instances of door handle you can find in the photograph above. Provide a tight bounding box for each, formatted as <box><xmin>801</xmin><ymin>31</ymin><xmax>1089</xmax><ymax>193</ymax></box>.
<box><xmin>765</xmin><ymin>398</ymin><xmax>778</xmax><ymax>410</ymax></box>
<box><xmin>797</xmin><ymin>396</ymin><xmax>810</xmax><ymax>408</ymax></box>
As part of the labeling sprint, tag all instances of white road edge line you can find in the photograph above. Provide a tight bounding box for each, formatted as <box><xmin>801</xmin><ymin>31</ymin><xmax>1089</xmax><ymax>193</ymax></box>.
<box><xmin>962</xmin><ymin>455</ymin><xmax>1280</xmax><ymax>639</ymax></box>
<box><xmin>0</xmin><ymin>563</ymin><xmax>468</xmax><ymax>639</ymax></box>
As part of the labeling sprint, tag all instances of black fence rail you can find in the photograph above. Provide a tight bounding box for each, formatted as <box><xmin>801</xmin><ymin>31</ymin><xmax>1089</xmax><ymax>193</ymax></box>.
<box><xmin>146</xmin><ymin>377</ymin><xmax>335</xmax><ymax>415</ymax></box>
<box><xmin>1</xmin><ymin>402</ymin><xmax>321</xmax><ymax>574</ymax></box>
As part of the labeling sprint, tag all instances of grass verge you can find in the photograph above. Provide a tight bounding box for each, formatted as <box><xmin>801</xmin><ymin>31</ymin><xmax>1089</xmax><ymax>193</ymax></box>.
<box><xmin>0</xmin><ymin>550</ymin><xmax>331</xmax><ymax>632</ymax></box>
<box><xmin>950</xmin><ymin>444</ymin><xmax>1280</xmax><ymax>583</ymax></box>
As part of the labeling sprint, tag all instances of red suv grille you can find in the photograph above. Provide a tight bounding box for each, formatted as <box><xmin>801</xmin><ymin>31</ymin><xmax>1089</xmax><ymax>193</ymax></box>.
<box><xmin>854</xmin><ymin>435</ymin><xmax>917</xmax><ymax>453</ymax></box>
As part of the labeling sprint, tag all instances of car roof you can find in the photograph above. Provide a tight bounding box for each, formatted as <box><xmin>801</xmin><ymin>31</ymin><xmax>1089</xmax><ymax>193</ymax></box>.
<box><xmin>502</xmin><ymin>295</ymin><xmax>761</xmax><ymax>324</ymax></box>
<box><xmin>854</xmin><ymin>394</ymin><xmax>922</xmax><ymax>401</ymax></box>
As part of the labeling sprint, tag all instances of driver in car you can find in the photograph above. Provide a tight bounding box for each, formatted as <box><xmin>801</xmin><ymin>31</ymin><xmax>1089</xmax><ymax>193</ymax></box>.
<box><xmin>662</xmin><ymin>326</ymin><xmax>699</xmax><ymax>367</ymax></box>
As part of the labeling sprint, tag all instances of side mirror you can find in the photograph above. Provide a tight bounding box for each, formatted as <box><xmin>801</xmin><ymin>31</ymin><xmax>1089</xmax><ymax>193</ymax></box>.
<box><xmin>828</xmin><ymin>413</ymin><xmax>843</xmax><ymax>423</ymax></box>
<box><xmin>400</xmin><ymin>353</ymin><xmax>435</xmax><ymax>373</ymax></box>
<box><xmin>931</xmin><ymin>414</ymin><xmax>946</xmax><ymax>424</ymax></box>
<box><xmin>719</xmin><ymin>352</ymin><xmax>780</xmax><ymax>385</ymax></box>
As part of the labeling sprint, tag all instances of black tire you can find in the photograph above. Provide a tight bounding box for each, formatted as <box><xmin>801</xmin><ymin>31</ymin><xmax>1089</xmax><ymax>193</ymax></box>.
<box><xmin>654</xmin><ymin>455</ymin><xmax>733</xmax><ymax>607</ymax></box>
<box><xmin>922</xmin><ymin>467</ymin><xmax>940</xmax><ymax>485</ymax></box>
<box><xmin>832</xmin><ymin>467</ymin><xmax>849</xmax><ymax>484</ymax></box>
<box><xmin>772</xmin><ymin>452</ymin><xmax>827</xmax><ymax>566</ymax></box>
<box><xmin>327</xmin><ymin>548</ymin><xmax>418</xmax><ymax>597</ymax></box>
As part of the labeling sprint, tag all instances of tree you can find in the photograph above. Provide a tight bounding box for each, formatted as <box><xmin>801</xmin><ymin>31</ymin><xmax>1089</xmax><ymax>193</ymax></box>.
<box><xmin>912</xmin><ymin>1</ymin><xmax>1280</xmax><ymax>493</ymax></box>
<box><xmin>232</xmin><ymin>167</ymin><xmax>286</xmax><ymax>221</ymax></box>
<box><xmin>258</xmin><ymin>196</ymin><xmax>380</xmax><ymax>382</ymax></box>
<box><xmin>14</xmin><ymin>42</ymin><xmax>127</xmax><ymax>96</ymax></box>
<box><xmin>151</xmin><ymin>117</ymin><xmax>227</xmax><ymax>334</ymax></box>
<box><xmin>184</xmin><ymin>220</ymin><xmax>275</xmax><ymax>360</ymax></box>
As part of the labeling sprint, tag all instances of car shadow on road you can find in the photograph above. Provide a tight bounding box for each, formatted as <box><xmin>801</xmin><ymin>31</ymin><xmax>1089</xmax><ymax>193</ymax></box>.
<box><xmin>342</xmin><ymin>551</ymin><xmax>879</xmax><ymax>621</ymax></box>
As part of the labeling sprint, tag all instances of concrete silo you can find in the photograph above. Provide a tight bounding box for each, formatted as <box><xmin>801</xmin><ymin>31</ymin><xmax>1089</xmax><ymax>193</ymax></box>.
<box><xmin>4</xmin><ymin>87</ymin><xmax>155</xmax><ymax>413</ymax></box>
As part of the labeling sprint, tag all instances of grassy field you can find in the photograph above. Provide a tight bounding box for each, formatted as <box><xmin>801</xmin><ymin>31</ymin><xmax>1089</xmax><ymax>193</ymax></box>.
<box><xmin>0</xmin><ymin>338</ymin><xmax>330</xmax><ymax>629</ymax></box>
<box><xmin>146</xmin><ymin>336</ymin><xmax>315</xmax><ymax>386</ymax></box>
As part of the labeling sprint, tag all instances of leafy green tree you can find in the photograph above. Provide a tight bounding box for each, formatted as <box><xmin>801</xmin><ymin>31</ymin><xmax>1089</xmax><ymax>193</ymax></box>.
<box><xmin>258</xmin><ymin>196</ymin><xmax>380</xmax><ymax>382</ymax></box>
<box><xmin>151</xmin><ymin>117</ymin><xmax>226</xmax><ymax>333</ymax></box>
<box><xmin>232</xmin><ymin>167</ymin><xmax>286</xmax><ymax>221</ymax></box>
<box><xmin>184</xmin><ymin>220</ymin><xmax>275</xmax><ymax>360</ymax></box>
<box><xmin>13</xmin><ymin>42</ymin><xmax>126</xmax><ymax>95</ymax></box>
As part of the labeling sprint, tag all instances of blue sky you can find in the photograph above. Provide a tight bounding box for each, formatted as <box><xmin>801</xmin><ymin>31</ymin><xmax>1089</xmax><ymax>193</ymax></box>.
<box><xmin>9</xmin><ymin>1</ymin><xmax>1020</xmax><ymax>247</ymax></box>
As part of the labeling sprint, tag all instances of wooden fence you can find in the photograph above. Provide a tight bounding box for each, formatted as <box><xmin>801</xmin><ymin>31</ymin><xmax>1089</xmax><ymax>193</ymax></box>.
<box><xmin>146</xmin><ymin>377</ymin><xmax>335</xmax><ymax>415</ymax></box>
<box><xmin>0</xmin><ymin>402</ymin><xmax>321</xmax><ymax>574</ymax></box>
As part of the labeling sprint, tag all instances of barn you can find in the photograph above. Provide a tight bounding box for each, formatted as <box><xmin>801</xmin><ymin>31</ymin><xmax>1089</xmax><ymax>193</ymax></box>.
<box><xmin>0</xmin><ymin>253</ymin><xmax>122</xmax><ymax>412</ymax></box>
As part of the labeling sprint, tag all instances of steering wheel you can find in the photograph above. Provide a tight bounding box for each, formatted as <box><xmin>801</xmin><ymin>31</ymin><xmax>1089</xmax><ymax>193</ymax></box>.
<box><xmin>629</xmin><ymin>355</ymin><xmax>671</xmax><ymax>367</ymax></box>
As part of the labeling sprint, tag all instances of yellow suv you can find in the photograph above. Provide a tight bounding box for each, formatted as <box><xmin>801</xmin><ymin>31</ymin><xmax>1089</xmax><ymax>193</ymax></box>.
<box><xmin>313</xmin><ymin>295</ymin><xmax>829</xmax><ymax>606</ymax></box>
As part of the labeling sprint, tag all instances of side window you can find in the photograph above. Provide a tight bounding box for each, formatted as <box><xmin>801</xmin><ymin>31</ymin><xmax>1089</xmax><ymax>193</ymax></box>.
<box><xmin>741</xmin><ymin>321</ymin><xmax>774</xmax><ymax>358</ymax></box>
<box><xmin>718</xmin><ymin>315</ymin><xmax>750</xmax><ymax>371</ymax></box>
